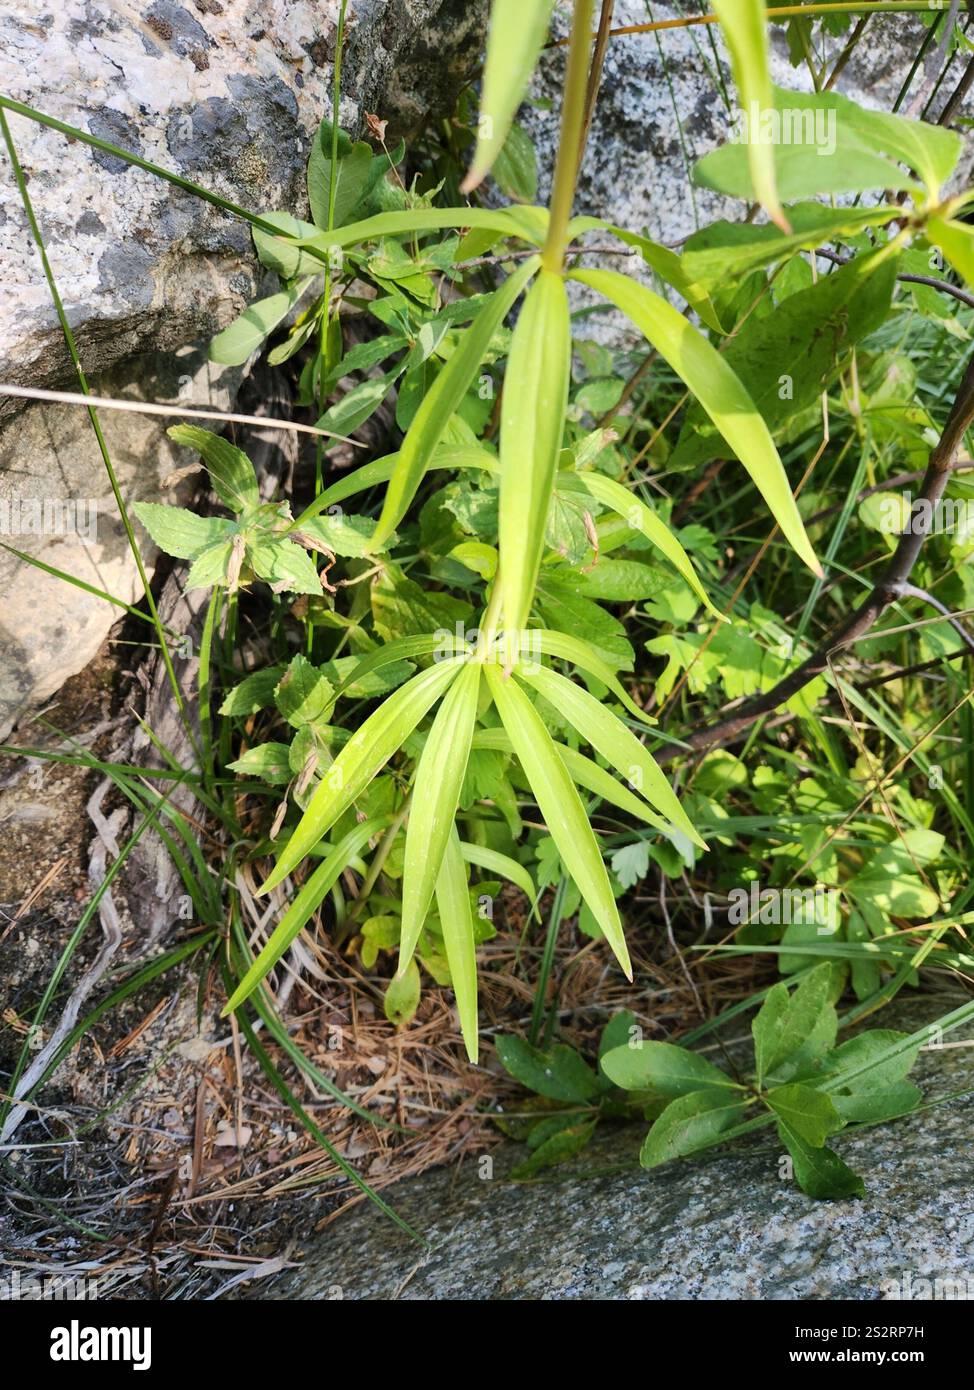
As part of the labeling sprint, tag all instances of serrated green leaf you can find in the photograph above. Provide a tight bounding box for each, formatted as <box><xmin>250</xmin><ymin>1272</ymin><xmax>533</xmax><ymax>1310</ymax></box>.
<box><xmin>462</xmin><ymin>0</ymin><xmax>556</xmax><ymax>192</ymax></box>
<box><xmin>261</xmin><ymin>657</ymin><xmax>466</xmax><ymax>893</ymax></box>
<box><xmin>400</xmin><ymin>661</ymin><xmax>480</xmax><ymax>971</ymax></box>
<box><xmin>249</xmin><ymin>539</ymin><xmax>323</xmax><ymax>595</ymax></box>
<box><xmin>497</xmin><ymin>270</ymin><xmax>572</xmax><ymax>631</ymax></box>
<box><xmin>485</xmin><ymin>665</ymin><xmax>632</xmax><ymax>979</ymax></box>
<box><xmin>372</xmin><ymin>258</ymin><xmax>540</xmax><ymax>546</ymax></box>
<box><xmin>166</xmin><ymin>425</ymin><xmax>260</xmax><ymax>513</ymax></box>
<box><xmin>186</xmin><ymin>541</ymin><xmax>235</xmax><ymax>589</ymax></box>
<box><xmin>572</xmin><ymin>268</ymin><xmax>821</xmax><ymax>577</ymax></box>
<box><xmin>226</xmin><ymin>742</ymin><xmax>293</xmax><ymax>785</ymax></box>
<box><xmin>275</xmin><ymin>655</ymin><xmax>334</xmax><ymax>728</ymax></box>
<box><xmin>602</xmin><ymin>1039</ymin><xmax>737</xmax><ymax>1095</ymax></box>
<box><xmin>133</xmin><ymin>502</ymin><xmax>234</xmax><ymax>560</ymax></box>
<box><xmin>220</xmin><ymin>667</ymin><xmax>286</xmax><ymax>717</ymax></box>
<box><xmin>517</xmin><ymin>663</ymin><xmax>705</xmax><ymax>849</ymax></box>
<box><xmin>434</xmin><ymin>828</ymin><xmax>480</xmax><ymax>1063</ymax></box>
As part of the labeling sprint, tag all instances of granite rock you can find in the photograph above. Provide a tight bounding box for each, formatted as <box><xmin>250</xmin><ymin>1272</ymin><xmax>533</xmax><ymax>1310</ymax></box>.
<box><xmin>263</xmin><ymin>996</ymin><xmax>974</xmax><ymax>1300</ymax></box>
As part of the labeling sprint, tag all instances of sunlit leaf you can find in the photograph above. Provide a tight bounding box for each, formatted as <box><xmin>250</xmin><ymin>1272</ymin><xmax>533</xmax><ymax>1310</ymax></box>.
<box><xmin>572</xmin><ymin>268</ymin><xmax>822</xmax><ymax>576</ymax></box>
<box><xmin>400</xmin><ymin>661</ymin><xmax>481</xmax><ymax>971</ymax></box>
<box><xmin>485</xmin><ymin>665</ymin><xmax>632</xmax><ymax>979</ymax></box>
<box><xmin>260</xmin><ymin>658</ymin><xmax>466</xmax><ymax>893</ymax></box>
<box><xmin>499</xmin><ymin>268</ymin><xmax>571</xmax><ymax>631</ymax></box>
<box><xmin>435</xmin><ymin>828</ymin><xmax>480</xmax><ymax>1063</ymax></box>
<box><xmin>462</xmin><ymin>0</ymin><xmax>556</xmax><ymax>193</ymax></box>
<box><xmin>711</xmin><ymin>0</ymin><xmax>787</xmax><ymax>229</ymax></box>
<box><xmin>518</xmin><ymin>663</ymin><xmax>705</xmax><ymax>848</ymax></box>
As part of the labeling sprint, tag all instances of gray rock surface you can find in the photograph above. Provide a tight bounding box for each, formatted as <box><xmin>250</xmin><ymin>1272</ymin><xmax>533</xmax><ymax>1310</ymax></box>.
<box><xmin>526</xmin><ymin>6</ymin><xmax>974</xmax><ymax>342</ymax></box>
<box><xmin>0</xmin><ymin>0</ymin><xmax>487</xmax><ymax>391</ymax></box>
<box><xmin>0</xmin><ymin>347</ymin><xmax>240</xmax><ymax>738</ymax></box>
<box><xmin>264</xmin><ymin>996</ymin><xmax>974</xmax><ymax>1300</ymax></box>
<box><xmin>0</xmin><ymin>0</ymin><xmax>486</xmax><ymax>734</ymax></box>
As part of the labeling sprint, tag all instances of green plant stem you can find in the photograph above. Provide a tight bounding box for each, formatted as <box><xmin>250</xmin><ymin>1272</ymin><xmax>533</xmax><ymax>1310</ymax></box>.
<box><xmin>542</xmin><ymin>0</ymin><xmax>597</xmax><ymax>272</ymax></box>
<box><xmin>529</xmin><ymin>876</ymin><xmax>570</xmax><ymax>1045</ymax></box>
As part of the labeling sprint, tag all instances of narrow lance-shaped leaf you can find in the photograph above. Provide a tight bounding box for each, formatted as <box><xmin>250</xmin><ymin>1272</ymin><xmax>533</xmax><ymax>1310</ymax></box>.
<box><xmin>572</xmin><ymin>268</ymin><xmax>822</xmax><ymax>577</ymax></box>
<box><xmin>260</xmin><ymin>658</ymin><xmax>466</xmax><ymax>894</ymax></box>
<box><xmin>435</xmin><ymin>827</ymin><xmax>481</xmax><ymax>1064</ymax></box>
<box><xmin>484</xmin><ymin>664</ymin><xmax>632</xmax><ymax>980</ymax></box>
<box><xmin>399</xmin><ymin>661</ymin><xmax>481</xmax><ymax>973</ymax></box>
<box><xmin>461</xmin><ymin>0</ymin><xmax>556</xmax><ymax>194</ymax></box>
<box><xmin>528</xmin><ymin>628</ymin><xmax>655</xmax><ymax>725</ymax></box>
<box><xmin>295</xmin><ymin>207</ymin><xmax>545</xmax><ymax>255</ymax></box>
<box><xmin>224</xmin><ymin>817</ymin><xmax>390</xmax><ymax>1015</ymax></box>
<box><xmin>518</xmin><ymin>663</ymin><xmax>706</xmax><ymax>849</ymax></box>
<box><xmin>558</xmin><ymin>471</ymin><xmax>724</xmax><ymax>620</ymax></box>
<box><xmin>372</xmin><ymin>257</ymin><xmax>540</xmax><ymax>547</ymax></box>
<box><xmin>499</xmin><ymin>268</ymin><xmax>572</xmax><ymax>631</ymax></box>
<box><xmin>471</xmin><ymin>725</ymin><xmax>674</xmax><ymax>836</ymax></box>
<box><xmin>458</xmin><ymin>841</ymin><xmax>540</xmax><ymax>920</ymax></box>
<box><xmin>711</xmin><ymin>0</ymin><xmax>788</xmax><ymax>231</ymax></box>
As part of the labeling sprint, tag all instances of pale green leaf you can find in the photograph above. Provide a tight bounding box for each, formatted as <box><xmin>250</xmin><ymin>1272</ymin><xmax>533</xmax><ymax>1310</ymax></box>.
<box><xmin>166</xmin><ymin>425</ymin><xmax>260</xmax><ymax>513</ymax></box>
<box><xmin>484</xmin><ymin>665</ymin><xmax>632</xmax><ymax>979</ymax></box>
<box><xmin>517</xmin><ymin>664</ymin><xmax>706</xmax><ymax>849</ymax></box>
<box><xmin>261</xmin><ymin>657</ymin><xmax>466</xmax><ymax>893</ymax></box>
<box><xmin>712</xmin><ymin>0</ymin><xmax>787</xmax><ymax>229</ymax></box>
<box><xmin>462</xmin><ymin>0</ymin><xmax>556</xmax><ymax>192</ymax></box>
<box><xmin>209</xmin><ymin>282</ymin><xmax>310</xmax><ymax>367</ymax></box>
<box><xmin>132</xmin><ymin>502</ymin><xmax>234</xmax><ymax>560</ymax></box>
<box><xmin>434</xmin><ymin>828</ymin><xmax>480</xmax><ymax>1063</ymax></box>
<box><xmin>458</xmin><ymin>841</ymin><xmax>539</xmax><ymax>918</ymax></box>
<box><xmin>400</xmin><ymin>661</ymin><xmax>481</xmax><ymax>971</ymax></box>
<box><xmin>572</xmin><ymin>268</ymin><xmax>822</xmax><ymax>577</ymax></box>
<box><xmin>499</xmin><ymin>268</ymin><xmax>571</xmax><ymax>631</ymax></box>
<box><xmin>559</xmin><ymin>471</ymin><xmax>723</xmax><ymax>619</ymax></box>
